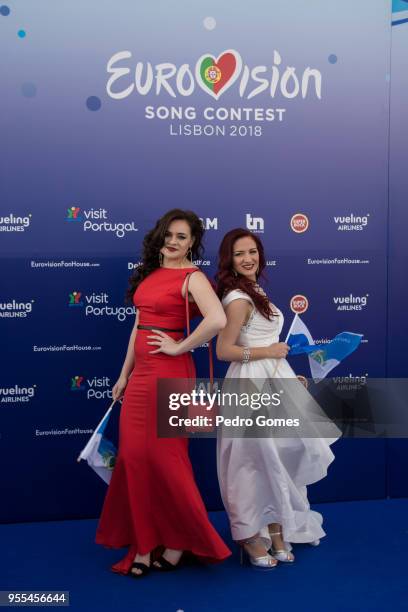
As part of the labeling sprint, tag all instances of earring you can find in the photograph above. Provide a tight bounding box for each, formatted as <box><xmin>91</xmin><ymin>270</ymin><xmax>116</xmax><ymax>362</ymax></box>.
<box><xmin>159</xmin><ymin>252</ymin><xmax>164</xmax><ymax>266</ymax></box>
<box><xmin>232</xmin><ymin>269</ymin><xmax>238</xmax><ymax>277</ymax></box>
<box><xmin>187</xmin><ymin>248</ymin><xmax>193</xmax><ymax>263</ymax></box>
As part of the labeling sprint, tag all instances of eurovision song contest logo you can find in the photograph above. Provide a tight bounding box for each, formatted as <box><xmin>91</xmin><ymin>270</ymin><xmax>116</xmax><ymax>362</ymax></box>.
<box><xmin>105</xmin><ymin>48</ymin><xmax>323</xmax><ymax>137</ymax></box>
<box><xmin>107</xmin><ymin>48</ymin><xmax>322</xmax><ymax>102</ymax></box>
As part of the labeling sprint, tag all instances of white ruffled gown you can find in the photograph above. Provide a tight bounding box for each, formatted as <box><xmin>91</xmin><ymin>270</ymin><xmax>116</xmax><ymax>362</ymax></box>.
<box><xmin>216</xmin><ymin>289</ymin><xmax>340</xmax><ymax>546</ymax></box>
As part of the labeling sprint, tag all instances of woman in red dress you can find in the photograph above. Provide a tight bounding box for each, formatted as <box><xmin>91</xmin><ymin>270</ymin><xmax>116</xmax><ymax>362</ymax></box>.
<box><xmin>96</xmin><ymin>209</ymin><xmax>231</xmax><ymax>577</ymax></box>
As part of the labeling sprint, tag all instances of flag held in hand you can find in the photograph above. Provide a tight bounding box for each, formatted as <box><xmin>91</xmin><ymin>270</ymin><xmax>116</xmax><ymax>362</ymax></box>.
<box><xmin>286</xmin><ymin>314</ymin><xmax>363</xmax><ymax>380</ymax></box>
<box><xmin>77</xmin><ymin>400</ymin><xmax>117</xmax><ymax>484</ymax></box>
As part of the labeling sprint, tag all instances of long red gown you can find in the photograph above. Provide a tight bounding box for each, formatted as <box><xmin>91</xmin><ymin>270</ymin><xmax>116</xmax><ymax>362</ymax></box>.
<box><xmin>96</xmin><ymin>267</ymin><xmax>231</xmax><ymax>573</ymax></box>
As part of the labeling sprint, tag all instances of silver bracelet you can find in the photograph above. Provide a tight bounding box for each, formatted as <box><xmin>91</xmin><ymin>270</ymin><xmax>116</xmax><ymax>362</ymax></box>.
<box><xmin>242</xmin><ymin>347</ymin><xmax>251</xmax><ymax>364</ymax></box>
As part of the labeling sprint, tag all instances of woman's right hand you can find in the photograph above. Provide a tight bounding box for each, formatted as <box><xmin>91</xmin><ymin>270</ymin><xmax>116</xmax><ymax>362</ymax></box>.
<box><xmin>268</xmin><ymin>342</ymin><xmax>290</xmax><ymax>359</ymax></box>
<box><xmin>112</xmin><ymin>374</ymin><xmax>128</xmax><ymax>401</ymax></box>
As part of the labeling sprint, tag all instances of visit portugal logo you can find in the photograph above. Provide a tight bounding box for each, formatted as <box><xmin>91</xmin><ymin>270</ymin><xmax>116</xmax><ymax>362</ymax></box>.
<box><xmin>66</xmin><ymin>207</ymin><xmax>82</xmax><ymax>221</ymax></box>
<box><xmin>196</xmin><ymin>50</ymin><xmax>242</xmax><ymax>100</ymax></box>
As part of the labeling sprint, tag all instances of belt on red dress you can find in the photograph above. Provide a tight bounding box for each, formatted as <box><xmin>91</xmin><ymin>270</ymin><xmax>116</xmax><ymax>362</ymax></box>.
<box><xmin>137</xmin><ymin>324</ymin><xmax>184</xmax><ymax>333</ymax></box>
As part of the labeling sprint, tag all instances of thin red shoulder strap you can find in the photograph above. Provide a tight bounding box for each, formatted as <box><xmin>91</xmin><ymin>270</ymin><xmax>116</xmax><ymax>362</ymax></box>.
<box><xmin>184</xmin><ymin>271</ymin><xmax>214</xmax><ymax>384</ymax></box>
<box><xmin>184</xmin><ymin>270</ymin><xmax>199</xmax><ymax>336</ymax></box>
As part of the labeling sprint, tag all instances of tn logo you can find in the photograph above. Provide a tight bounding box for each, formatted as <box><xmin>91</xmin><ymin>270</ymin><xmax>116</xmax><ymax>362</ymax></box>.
<box><xmin>246</xmin><ymin>213</ymin><xmax>264</xmax><ymax>231</ymax></box>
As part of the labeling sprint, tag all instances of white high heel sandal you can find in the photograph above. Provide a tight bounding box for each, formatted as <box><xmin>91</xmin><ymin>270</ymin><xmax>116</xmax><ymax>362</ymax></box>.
<box><xmin>240</xmin><ymin>537</ymin><xmax>278</xmax><ymax>570</ymax></box>
<box><xmin>269</xmin><ymin>531</ymin><xmax>295</xmax><ymax>563</ymax></box>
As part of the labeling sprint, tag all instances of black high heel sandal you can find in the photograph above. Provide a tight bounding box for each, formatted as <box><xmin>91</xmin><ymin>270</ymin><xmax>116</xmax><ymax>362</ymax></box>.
<box><xmin>152</xmin><ymin>553</ymin><xmax>183</xmax><ymax>572</ymax></box>
<box><xmin>130</xmin><ymin>562</ymin><xmax>151</xmax><ymax>578</ymax></box>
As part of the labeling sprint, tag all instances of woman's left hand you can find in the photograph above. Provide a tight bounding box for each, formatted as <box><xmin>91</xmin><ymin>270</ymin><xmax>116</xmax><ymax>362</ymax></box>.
<box><xmin>147</xmin><ymin>330</ymin><xmax>182</xmax><ymax>356</ymax></box>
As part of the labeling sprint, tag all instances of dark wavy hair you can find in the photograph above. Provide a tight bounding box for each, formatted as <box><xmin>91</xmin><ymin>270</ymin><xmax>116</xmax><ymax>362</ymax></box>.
<box><xmin>215</xmin><ymin>228</ymin><xmax>275</xmax><ymax>320</ymax></box>
<box><xmin>126</xmin><ymin>209</ymin><xmax>204</xmax><ymax>302</ymax></box>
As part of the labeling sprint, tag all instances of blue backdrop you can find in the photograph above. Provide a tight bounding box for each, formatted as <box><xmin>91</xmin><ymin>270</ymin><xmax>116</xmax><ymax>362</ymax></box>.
<box><xmin>0</xmin><ymin>0</ymin><xmax>406</xmax><ymax>523</ymax></box>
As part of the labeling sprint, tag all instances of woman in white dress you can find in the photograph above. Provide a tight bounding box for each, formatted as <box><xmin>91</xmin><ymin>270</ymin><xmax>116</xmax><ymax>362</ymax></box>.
<box><xmin>216</xmin><ymin>228</ymin><xmax>339</xmax><ymax>569</ymax></box>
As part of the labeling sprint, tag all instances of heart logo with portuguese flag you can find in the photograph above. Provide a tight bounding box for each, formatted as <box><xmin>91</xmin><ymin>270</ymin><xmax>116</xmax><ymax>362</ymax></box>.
<box><xmin>195</xmin><ymin>50</ymin><xmax>242</xmax><ymax>100</ymax></box>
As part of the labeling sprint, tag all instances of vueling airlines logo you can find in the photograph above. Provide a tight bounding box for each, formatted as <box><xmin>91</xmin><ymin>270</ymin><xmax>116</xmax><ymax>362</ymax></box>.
<box><xmin>334</xmin><ymin>213</ymin><xmax>369</xmax><ymax>232</ymax></box>
<box><xmin>0</xmin><ymin>299</ymin><xmax>34</xmax><ymax>318</ymax></box>
<box><xmin>333</xmin><ymin>294</ymin><xmax>369</xmax><ymax>311</ymax></box>
<box><xmin>0</xmin><ymin>213</ymin><xmax>32</xmax><ymax>232</ymax></box>
<box><xmin>0</xmin><ymin>384</ymin><xmax>36</xmax><ymax>403</ymax></box>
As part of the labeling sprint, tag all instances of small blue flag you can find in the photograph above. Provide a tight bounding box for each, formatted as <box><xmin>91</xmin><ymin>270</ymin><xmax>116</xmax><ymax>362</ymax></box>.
<box><xmin>286</xmin><ymin>315</ymin><xmax>363</xmax><ymax>380</ymax></box>
<box><xmin>77</xmin><ymin>401</ymin><xmax>117</xmax><ymax>484</ymax></box>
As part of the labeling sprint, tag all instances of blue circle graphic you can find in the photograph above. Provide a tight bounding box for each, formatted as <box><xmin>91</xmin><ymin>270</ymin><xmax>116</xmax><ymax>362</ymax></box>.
<box><xmin>328</xmin><ymin>54</ymin><xmax>338</xmax><ymax>64</ymax></box>
<box><xmin>0</xmin><ymin>6</ymin><xmax>11</xmax><ymax>16</ymax></box>
<box><xmin>18</xmin><ymin>29</ymin><xmax>26</xmax><ymax>38</ymax></box>
<box><xmin>86</xmin><ymin>96</ymin><xmax>102</xmax><ymax>111</ymax></box>
<box><xmin>21</xmin><ymin>83</ymin><xmax>37</xmax><ymax>98</ymax></box>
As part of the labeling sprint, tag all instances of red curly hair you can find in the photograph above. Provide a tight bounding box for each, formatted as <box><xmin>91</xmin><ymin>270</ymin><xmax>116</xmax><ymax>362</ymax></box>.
<box><xmin>215</xmin><ymin>228</ymin><xmax>275</xmax><ymax>320</ymax></box>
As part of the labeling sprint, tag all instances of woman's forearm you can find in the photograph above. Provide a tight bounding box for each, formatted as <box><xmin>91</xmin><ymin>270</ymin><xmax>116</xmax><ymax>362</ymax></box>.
<box><xmin>217</xmin><ymin>344</ymin><xmax>272</xmax><ymax>363</ymax></box>
<box><xmin>176</xmin><ymin>314</ymin><xmax>226</xmax><ymax>354</ymax></box>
